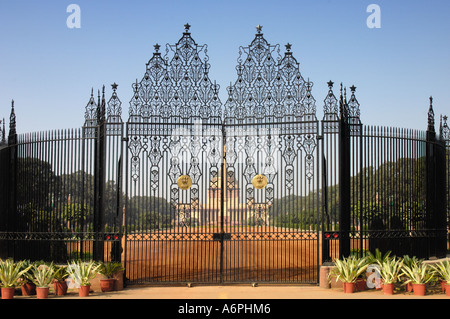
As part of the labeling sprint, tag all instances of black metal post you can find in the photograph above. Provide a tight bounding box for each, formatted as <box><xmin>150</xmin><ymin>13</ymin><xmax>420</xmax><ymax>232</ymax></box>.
<box><xmin>425</xmin><ymin>97</ymin><xmax>447</xmax><ymax>258</ymax></box>
<box><xmin>435</xmin><ymin>136</ymin><xmax>447</xmax><ymax>258</ymax></box>
<box><xmin>321</xmin><ymin>151</ymin><xmax>331</xmax><ymax>262</ymax></box>
<box><xmin>111</xmin><ymin>154</ymin><xmax>123</xmax><ymax>262</ymax></box>
<box><xmin>93</xmin><ymin>88</ymin><xmax>107</xmax><ymax>262</ymax></box>
<box><xmin>219</xmin><ymin>124</ymin><xmax>226</xmax><ymax>283</ymax></box>
<box><xmin>6</xmin><ymin>101</ymin><xmax>17</xmax><ymax>259</ymax></box>
<box><xmin>338</xmin><ymin>86</ymin><xmax>351</xmax><ymax>259</ymax></box>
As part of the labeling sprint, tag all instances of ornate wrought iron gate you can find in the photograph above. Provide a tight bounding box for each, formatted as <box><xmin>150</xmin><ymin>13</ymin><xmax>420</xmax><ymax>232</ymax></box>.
<box><xmin>1</xmin><ymin>24</ymin><xmax>447</xmax><ymax>287</ymax></box>
<box><xmin>123</xmin><ymin>25</ymin><xmax>321</xmax><ymax>284</ymax></box>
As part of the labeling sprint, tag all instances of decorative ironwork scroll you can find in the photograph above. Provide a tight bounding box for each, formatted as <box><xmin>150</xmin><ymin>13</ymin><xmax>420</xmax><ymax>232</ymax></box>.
<box><xmin>224</xmin><ymin>28</ymin><xmax>316</xmax><ymax>124</ymax></box>
<box><xmin>128</xmin><ymin>24</ymin><xmax>222</xmax><ymax>124</ymax></box>
<box><xmin>126</xmin><ymin>24</ymin><xmax>223</xmax><ymax>229</ymax></box>
<box><xmin>224</xmin><ymin>26</ymin><xmax>319</xmax><ymax>217</ymax></box>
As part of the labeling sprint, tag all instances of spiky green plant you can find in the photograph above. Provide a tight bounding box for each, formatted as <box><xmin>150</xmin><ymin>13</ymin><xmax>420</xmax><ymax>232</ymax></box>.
<box><xmin>18</xmin><ymin>259</ymin><xmax>34</xmax><ymax>285</ymax></box>
<box><xmin>66</xmin><ymin>260</ymin><xmax>100</xmax><ymax>286</ymax></box>
<box><xmin>402</xmin><ymin>255</ymin><xmax>424</xmax><ymax>268</ymax></box>
<box><xmin>329</xmin><ymin>256</ymin><xmax>369</xmax><ymax>283</ymax></box>
<box><xmin>430</xmin><ymin>260</ymin><xmax>450</xmax><ymax>282</ymax></box>
<box><xmin>97</xmin><ymin>262</ymin><xmax>124</xmax><ymax>279</ymax></box>
<box><xmin>401</xmin><ymin>261</ymin><xmax>434</xmax><ymax>285</ymax></box>
<box><xmin>0</xmin><ymin>259</ymin><xmax>32</xmax><ymax>288</ymax></box>
<box><xmin>27</xmin><ymin>263</ymin><xmax>55</xmax><ymax>288</ymax></box>
<box><xmin>378</xmin><ymin>257</ymin><xmax>404</xmax><ymax>284</ymax></box>
<box><xmin>52</xmin><ymin>265</ymin><xmax>69</xmax><ymax>282</ymax></box>
<box><xmin>366</xmin><ymin>248</ymin><xmax>392</xmax><ymax>265</ymax></box>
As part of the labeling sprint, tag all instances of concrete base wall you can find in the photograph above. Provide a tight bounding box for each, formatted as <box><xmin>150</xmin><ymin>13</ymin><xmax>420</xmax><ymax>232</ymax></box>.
<box><xmin>319</xmin><ymin>264</ymin><xmax>342</xmax><ymax>289</ymax></box>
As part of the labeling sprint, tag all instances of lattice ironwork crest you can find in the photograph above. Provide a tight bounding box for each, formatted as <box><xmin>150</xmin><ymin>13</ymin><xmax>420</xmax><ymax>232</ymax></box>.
<box><xmin>224</xmin><ymin>27</ymin><xmax>317</xmax><ymax>124</ymax></box>
<box><xmin>128</xmin><ymin>23</ymin><xmax>222</xmax><ymax>124</ymax></box>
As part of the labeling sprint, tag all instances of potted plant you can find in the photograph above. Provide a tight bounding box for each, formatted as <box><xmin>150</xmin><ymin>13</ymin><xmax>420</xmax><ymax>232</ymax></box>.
<box><xmin>378</xmin><ymin>257</ymin><xmax>404</xmax><ymax>295</ymax></box>
<box><xmin>97</xmin><ymin>261</ymin><xmax>124</xmax><ymax>292</ymax></box>
<box><xmin>329</xmin><ymin>256</ymin><xmax>369</xmax><ymax>293</ymax></box>
<box><xmin>401</xmin><ymin>261</ymin><xmax>433</xmax><ymax>296</ymax></box>
<box><xmin>362</xmin><ymin>249</ymin><xmax>392</xmax><ymax>290</ymax></box>
<box><xmin>27</xmin><ymin>262</ymin><xmax>55</xmax><ymax>299</ymax></box>
<box><xmin>430</xmin><ymin>260</ymin><xmax>450</xmax><ymax>295</ymax></box>
<box><xmin>66</xmin><ymin>260</ymin><xmax>100</xmax><ymax>297</ymax></box>
<box><xmin>52</xmin><ymin>265</ymin><xmax>69</xmax><ymax>296</ymax></box>
<box><xmin>401</xmin><ymin>255</ymin><xmax>424</xmax><ymax>292</ymax></box>
<box><xmin>19</xmin><ymin>260</ymin><xmax>36</xmax><ymax>296</ymax></box>
<box><xmin>0</xmin><ymin>259</ymin><xmax>32</xmax><ymax>299</ymax></box>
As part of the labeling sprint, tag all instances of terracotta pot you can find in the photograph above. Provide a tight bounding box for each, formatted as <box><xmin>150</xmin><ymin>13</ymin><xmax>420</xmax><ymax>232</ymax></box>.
<box><xmin>343</xmin><ymin>282</ymin><xmax>356</xmax><ymax>293</ymax></box>
<box><xmin>1</xmin><ymin>287</ymin><xmax>15</xmax><ymax>299</ymax></box>
<box><xmin>406</xmin><ymin>282</ymin><xmax>413</xmax><ymax>292</ymax></box>
<box><xmin>355</xmin><ymin>278</ymin><xmax>366</xmax><ymax>292</ymax></box>
<box><xmin>382</xmin><ymin>283</ymin><xmax>395</xmax><ymax>295</ymax></box>
<box><xmin>412</xmin><ymin>283</ymin><xmax>426</xmax><ymax>296</ymax></box>
<box><xmin>21</xmin><ymin>282</ymin><xmax>36</xmax><ymax>296</ymax></box>
<box><xmin>100</xmin><ymin>278</ymin><xmax>116</xmax><ymax>292</ymax></box>
<box><xmin>36</xmin><ymin>287</ymin><xmax>49</xmax><ymax>299</ymax></box>
<box><xmin>54</xmin><ymin>280</ymin><xmax>68</xmax><ymax>296</ymax></box>
<box><xmin>440</xmin><ymin>280</ymin><xmax>447</xmax><ymax>293</ymax></box>
<box><xmin>78</xmin><ymin>285</ymin><xmax>91</xmax><ymax>297</ymax></box>
<box><xmin>445</xmin><ymin>284</ymin><xmax>450</xmax><ymax>297</ymax></box>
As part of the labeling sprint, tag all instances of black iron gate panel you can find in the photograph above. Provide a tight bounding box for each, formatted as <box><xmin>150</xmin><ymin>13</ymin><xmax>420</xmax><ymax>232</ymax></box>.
<box><xmin>123</xmin><ymin>25</ymin><xmax>322</xmax><ymax>284</ymax></box>
<box><xmin>124</xmin><ymin>25</ymin><xmax>225</xmax><ymax>284</ymax></box>
<box><xmin>221</xmin><ymin>28</ymin><xmax>320</xmax><ymax>283</ymax></box>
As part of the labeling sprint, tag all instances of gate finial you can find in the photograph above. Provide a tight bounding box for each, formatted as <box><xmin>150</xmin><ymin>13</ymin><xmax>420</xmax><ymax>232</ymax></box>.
<box><xmin>1</xmin><ymin>118</ymin><xmax>5</xmax><ymax>143</ymax></box>
<box><xmin>256</xmin><ymin>24</ymin><xmax>263</xmax><ymax>34</ymax></box>
<box><xmin>327</xmin><ymin>80</ymin><xmax>334</xmax><ymax>89</ymax></box>
<box><xmin>9</xmin><ymin>99</ymin><xmax>16</xmax><ymax>138</ymax></box>
<box><xmin>428</xmin><ymin>96</ymin><xmax>435</xmax><ymax>132</ymax></box>
<box><xmin>339</xmin><ymin>83</ymin><xmax>344</xmax><ymax>119</ymax></box>
<box><xmin>285</xmin><ymin>43</ymin><xmax>292</xmax><ymax>51</ymax></box>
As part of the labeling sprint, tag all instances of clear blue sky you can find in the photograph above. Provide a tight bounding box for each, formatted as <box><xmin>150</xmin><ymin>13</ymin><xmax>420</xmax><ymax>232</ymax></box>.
<box><xmin>0</xmin><ymin>0</ymin><xmax>449</xmax><ymax>134</ymax></box>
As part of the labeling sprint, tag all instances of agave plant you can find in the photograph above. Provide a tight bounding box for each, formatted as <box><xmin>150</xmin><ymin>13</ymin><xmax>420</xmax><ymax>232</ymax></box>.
<box><xmin>430</xmin><ymin>260</ymin><xmax>450</xmax><ymax>282</ymax></box>
<box><xmin>329</xmin><ymin>256</ymin><xmax>369</xmax><ymax>283</ymax></box>
<box><xmin>366</xmin><ymin>248</ymin><xmax>392</xmax><ymax>266</ymax></box>
<box><xmin>401</xmin><ymin>261</ymin><xmax>434</xmax><ymax>285</ymax></box>
<box><xmin>66</xmin><ymin>260</ymin><xmax>100</xmax><ymax>286</ymax></box>
<box><xmin>18</xmin><ymin>260</ymin><xmax>35</xmax><ymax>285</ymax></box>
<box><xmin>379</xmin><ymin>257</ymin><xmax>404</xmax><ymax>284</ymax></box>
<box><xmin>27</xmin><ymin>262</ymin><xmax>55</xmax><ymax>288</ymax></box>
<box><xmin>0</xmin><ymin>259</ymin><xmax>32</xmax><ymax>288</ymax></box>
<box><xmin>52</xmin><ymin>265</ymin><xmax>69</xmax><ymax>282</ymax></box>
<box><xmin>97</xmin><ymin>262</ymin><xmax>124</xmax><ymax>279</ymax></box>
<box><xmin>402</xmin><ymin>255</ymin><xmax>424</xmax><ymax>268</ymax></box>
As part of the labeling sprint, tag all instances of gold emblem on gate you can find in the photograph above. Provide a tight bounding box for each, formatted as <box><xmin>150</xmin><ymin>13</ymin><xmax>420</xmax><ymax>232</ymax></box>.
<box><xmin>252</xmin><ymin>174</ymin><xmax>268</xmax><ymax>189</ymax></box>
<box><xmin>177</xmin><ymin>175</ymin><xmax>192</xmax><ymax>190</ymax></box>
